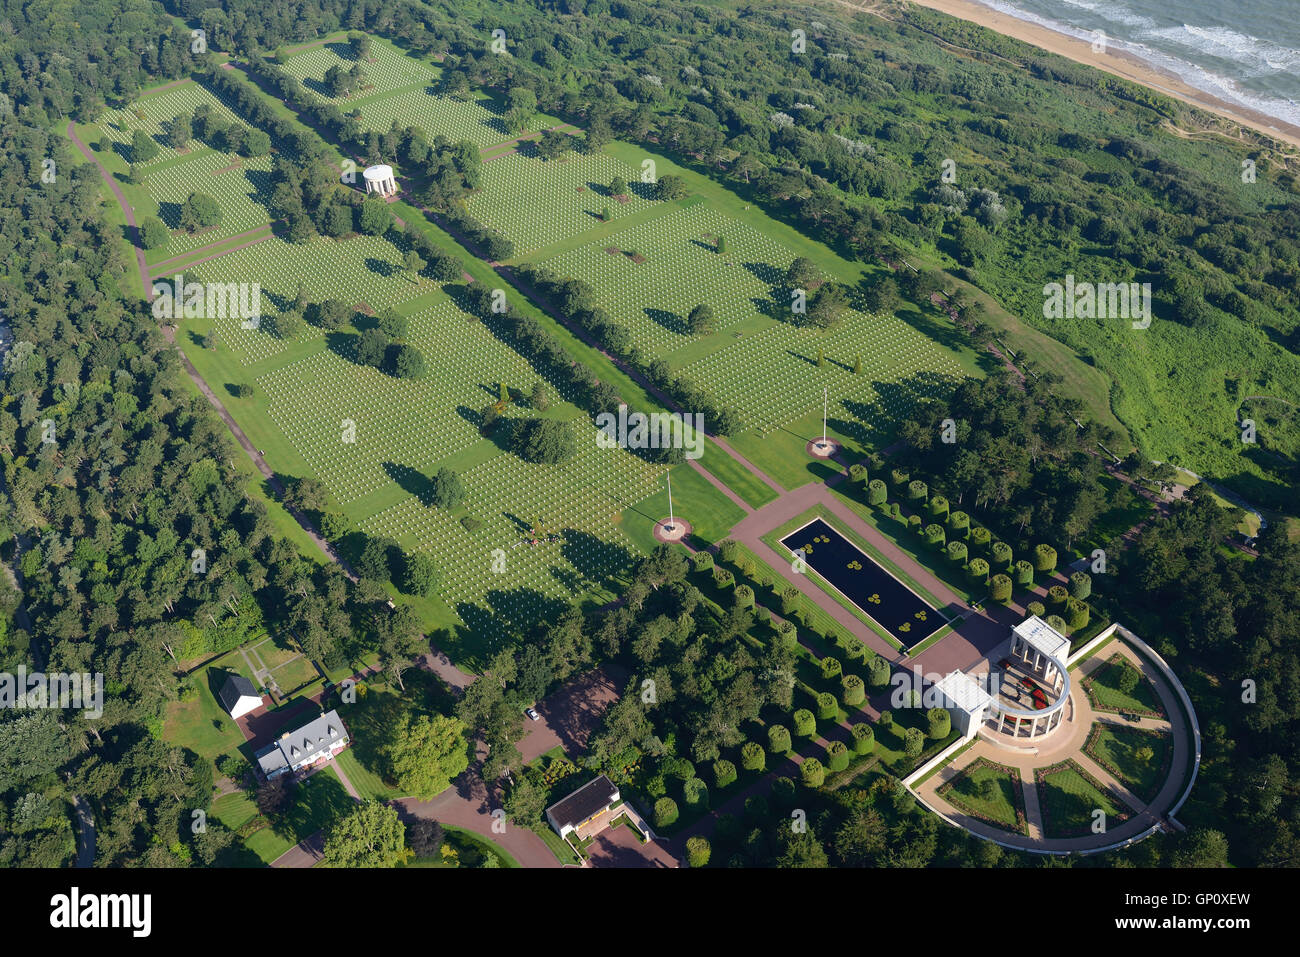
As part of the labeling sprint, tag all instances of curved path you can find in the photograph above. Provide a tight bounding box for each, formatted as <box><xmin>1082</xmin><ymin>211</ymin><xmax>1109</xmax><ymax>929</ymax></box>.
<box><xmin>66</xmin><ymin>120</ymin><xmax>151</xmax><ymax>298</ymax></box>
<box><xmin>395</xmin><ymin>775</ymin><xmax>562</xmax><ymax>869</ymax></box>
<box><xmin>914</xmin><ymin>636</ymin><xmax>1194</xmax><ymax>854</ymax></box>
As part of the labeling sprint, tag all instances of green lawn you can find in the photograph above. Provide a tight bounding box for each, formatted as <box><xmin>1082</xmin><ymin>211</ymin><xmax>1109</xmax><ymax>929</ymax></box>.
<box><xmin>1083</xmin><ymin>723</ymin><xmax>1172</xmax><ymax>804</ymax></box>
<box><xmin>333</xmin><ymin>747</ymin><xmax>406</xmax><ymax>803</ymax></box>
<box><xmin>941</xmin><ymin>759</ymin><xmax>1029</xmax><ymax>832</ymax></box>
<box><xmin>1035</xmin><ymin>759</ymin><xmax>1128</xmax><ymax>839</ymax></box>
<box><xmin>938</xmin><ymin>758</ymin><xmax>1027</xmax><ymax>835</ymax></box>
<box><xmin>1083</xmin><ymin>654</ymin><xmax>1167</xmax><ymax>718</ymax></box>
<box><xmin>164</xmin><ymin>651</ymin><xmax>257</xmax><ymax>764</ymax></box>
<box><xmin>617</xmin><ymin>458</ymin><xmax>747</xmax><ymax>554</ymax></box>
<box><xmin>210</xmin><ymin>765</ymin><xmax>354</xmax><ymax>865</ymax></box>
<box><xmin>695</xmin><ymin>441</ymin><xmax>778</xmax><ymax>508</ymax></box>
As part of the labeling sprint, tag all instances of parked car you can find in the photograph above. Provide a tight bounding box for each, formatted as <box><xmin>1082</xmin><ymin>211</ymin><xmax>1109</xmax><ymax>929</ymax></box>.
<box><xmin>525</xmin><ymin>707</ymin><xmax>540</xmax><ymax>722</ymax></box>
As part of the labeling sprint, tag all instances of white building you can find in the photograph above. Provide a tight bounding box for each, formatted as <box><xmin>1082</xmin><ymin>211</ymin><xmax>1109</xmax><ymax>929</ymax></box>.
<box><xmin>362</xmin><ymin>163</ymin><xmax>397</xmax><ymax>196</ymax></box>
<box><xmin>1010</xmin><ymin>615</ymin><xmax>1071</xmax><ymax>692</ymax></box>
<box><xmin>217</xmin><ymin>674</ymin><xmax>263</xmax><ymax>720</ymax></box>
<box><xmin>255</xmin><ymin>709</ymin><xmax>350</xmax><ymax>779</ymax></box>
<box><xmin>933</xmin><ymin>671</ymin><xmax>994</xmax><ymax>739</ymax></box>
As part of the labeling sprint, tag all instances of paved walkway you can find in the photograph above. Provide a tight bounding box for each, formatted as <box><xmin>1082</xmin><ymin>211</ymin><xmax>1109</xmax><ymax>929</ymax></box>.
<box><xmin>73</xmin><ymin>796</ymin><xmax>95</xmax><ymax>867</ymax></box>
<box><xmin>395</xmin><ymin>776</ymin><xmax>562</xmax><ymax>868</ymax></box>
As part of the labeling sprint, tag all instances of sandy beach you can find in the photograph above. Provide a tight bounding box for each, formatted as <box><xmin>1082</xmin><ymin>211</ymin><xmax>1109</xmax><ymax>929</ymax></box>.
<box><xmin>892</xmin><ymin>0</ymin><xmax>1300</xmax><ymax>152</ymax></box>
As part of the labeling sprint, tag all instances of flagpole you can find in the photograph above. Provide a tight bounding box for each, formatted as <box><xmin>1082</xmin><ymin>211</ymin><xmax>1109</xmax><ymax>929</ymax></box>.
<box><xmin>822</xmin><ymin>387</ymin><xmax>828</xmax><ymax>447</ymax></box>
<box><xmin>667</xmin><ymin>472</ymin><xmax>674</xmax><ymax>531</ymax></box>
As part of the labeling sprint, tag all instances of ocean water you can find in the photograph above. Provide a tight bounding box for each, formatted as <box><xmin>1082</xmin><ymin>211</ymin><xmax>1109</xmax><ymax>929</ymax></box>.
<box><xmin>973</xmin><ymin>0</ymin><xmax>1300</xmax><ymax>129</ymax></box>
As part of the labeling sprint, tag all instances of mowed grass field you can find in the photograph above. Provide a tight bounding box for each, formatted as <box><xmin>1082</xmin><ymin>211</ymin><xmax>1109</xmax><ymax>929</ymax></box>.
<box><xmin>81</xmin><ymin>79</ymin><xmax>282</xmax><ymax>269</ymax></box>
<box><xmin>175</xmin><ymin>237</ymin><xmax>690</xmax><ymax>666</ymax></box>
<box><xmin>88</xmin><ymin>32</ymin><xmax>982</xmax><ymax>665</ymax></box>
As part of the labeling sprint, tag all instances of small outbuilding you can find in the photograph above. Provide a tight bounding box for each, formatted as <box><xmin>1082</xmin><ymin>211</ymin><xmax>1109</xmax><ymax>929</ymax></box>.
<box><xmin>217</xmin><ymin>674</ymin><xmax>263</xmax><ymax>720</ymax></box>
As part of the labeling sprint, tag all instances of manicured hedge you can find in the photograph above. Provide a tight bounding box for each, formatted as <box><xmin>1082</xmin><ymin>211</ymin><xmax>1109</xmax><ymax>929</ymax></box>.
<box><xmin>793</xmin><ymin>709</ymin><xmax>816</xmax><ymax>737</ymax></box>
<box><xmin>741</xmin><ymin>741</ymin><xmax>765</xmax><ymax>772</ymax></box>
<box><xmin>800</xmin><ymin>758</ymin><xmax>826</xmax><ymax>788</ymax></box>
<box><xmin>851</xmin><ymin>722</ymin><xmax>875</xmax><ymax>755</ymax></box>
<box><xmin>825</xmin><ymin>740</ymin><xmax>849</xmax><ymax>772</ymax></box>
<box><xmin>768</xmin><ymin>724</ymin><xmax>792</xmax><ymax>754</ymax></box>
<box><xmin>816</xmin><ymin>691</ymin><xmax>837</xmax><ymax>720</ymax></box>
<box><xmin>842</xmin><ymin>673</ymin><xmax>865</xmax><ymax>707</ymax></box>
<box><xmin>654</xmin><ymin>797</ymin><xmax>679</xmax><ymax>828</ymax></box>
<box><xmin>713</xmin><ymin>759</ymin><xmax>737</xmax><ymax>789</ymax></box>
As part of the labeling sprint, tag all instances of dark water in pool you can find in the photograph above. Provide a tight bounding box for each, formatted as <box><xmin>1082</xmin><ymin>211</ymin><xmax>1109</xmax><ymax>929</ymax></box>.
<box><xmin>780</xmin><ymin>518</ymin><xmax>943</xmax><ymax>648</ymax></box>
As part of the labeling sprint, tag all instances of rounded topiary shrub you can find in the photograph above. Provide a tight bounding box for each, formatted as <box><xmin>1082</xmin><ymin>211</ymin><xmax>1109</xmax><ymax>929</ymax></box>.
<box><xmin>1013</xmin><ymin>559</ymin><xmax>1034</xmax><ymax>586</ymax></box>
<box><xmin>868</xmin><ymin>656</ymin><xmax>891</xmax><ymax>688</ymax></box>
<box><xmin>879</xmin><ymin>710</ymin><xmax>893</xmax><ymax>727</ymax></box>
<box><xmin>890</xmin><ymin>502</ymin><xmax>902</xmax><ymax>520</ymax></box>
<box><xmin>1045</xmin><ymin>613</ymin><xmax>1068</xmax><ymax>635</ymax></box>
<box><xmin>667</xmin><ymin>757</ymin><xmax>695</xmax><ymax>781</ymax></box>
<box><xmin>851</xmin><ymin>722</ymin><xmax>875</xmax><ymax>755</ymax></box>
<box><xmin>849</xmin><ymin>463</ymin><xmax>867</xmax><ymax>484</ymax></box>
<box><xmin>1118</xmin><ymin>662</ymin><xmax>1141</xmax><ymax>694</ymax></box>
<box><xmin>820</xmin><ymin>656</ymin><xmax>841</xmax><ymax>681</ymax></box>
<box><xmin>990</xmin><ymin>573</ymin><xmax>1012</xmax><ymax>603</ymax></box>
<box><xmin>908</xmin><ymin>514</ymin><xmax>923</xmax><ymax>532</ymax></box>
<box><xmin>948</xmin><ymin>510</ymin><xmax>969</xmax><ymax>538</ymax></box>
<box><xmin>967</xmin><ymin>557</ymin><xmax>989</xmax><ymax>584</ymax></box>
<box><xmin>903</xmin><ymin>726</ymin><xmax>924</xmax><ymax>757</ymax></box>
<box><xmin>924</xmin><ymin>523</ymin><xmax>946</xmax><ymax>549</ymax></box>
<box><xmin>654</xmin><ymin>797</ymin><xmax>679</xmax><ymax>828</ymax></box>
<box><xmin>991</xmin><ymin>541</ymin><xmax>1013</xmax><ymax>569</ymax></box>
<box><xmin>693</xmin><ymin>550</ymin><xmax>714</xmax><ymax>573</ymax></box>
<box><xmin>741</xmin><ymin>741</ymin><xmax>765</xmax><ymax>772</ymax></box>
<box><xmin>800</xmin><ymin>758</ymin><xmax>826</xmax><ymax>788</ymax></box>
<box><xmin>1069</xmin><ymin>571</ymin><xmax>1092</xmax><ymax>600</ymax></box>
<box><xmin>946</xmin><ymin>540</ymin><xmax>967</xmax><ymax>565</ymax></box>
<box><xmin>841</xmin><ymin>673</ymin><xmax>865</xmax><ymax>707</ymax></box>
<box><xmin>733</xmin><ymin>584</ymin><xmax>755</xmax><ymax>610</ymax></box>
<box><xmin>713</xmin><ymin>566</ymin><xmax>734</xmax><ymax>588</ymax></box>
<box><xmin>743</xmin><ymin>794</ymin><xmax>769</xmax><ymax>824</ymax></box>
<box><xmin>1034</xmin><ymin>543</ymin><xmax>1058</xmax><ymax>573</ymax></box>
<box><xmin>793</xmin><ymin>708</ymin><xmax>816</xmax><ymax>738</ymax></box>
<box><xmin>1047</xmin><ymin>584</ymin><xmax>1069</xmax><ymax>608</ymax></box>
<box><xmin>890</xmin><ymin>467</ymin><xmax>910</xmax><ymax>487</ymax></box>
<box><xmin>1065</xmin><ymin>597</ymin><xmax>1090</xmax><ymax>631</ymax></box>
<box><xmin>683</xmin><ymin>777</ymin><xmax>709</xmax><ymax>810</ymax></box>
<box><xmin>769</xmin><ymin>776</ymin><xmax>797</xmax><ymax>809</ymax></box>
<box><xmin>825</xmin><ymin>740</ymin><xmax>849</xmax><ymax>772</ymax></box>
<box><xmin>816</xmin><ymin>691</ymin><xmax>837</xmax><ymax>720</ymax></box>
<box><xmin>717</xmin><ymin>539</ymin><xmax>739</xmax><ymax>564</ymax></box>
<box><xmin>685</xmin><ymin>835</ymin><xmax>711</xmax><ymax>868</ymax></box>
<box><xmin>713</xmin><ymin>759</ymin><xmax>737</xmax><ymax>789</ymax></box>
<box><xmin>777</xmin><ymin>619</ymin><xmax>798</xmax><ymax>650</ymax></box>
<box><xmin>927</xmin><ymin>706</ymin><xmax>951</xmax><ymax>739</ymax></box>
<box><xmin>970</xmin><ymin>526</ymin><xmax>990</xmax><ymax>550</ymax></box>
<box><xmin>768</xmin><ymin>724</ymin><xmax>791</xmax><ymax>754</ymax></box>
<box><xmin>929</xmin><ymin>494</ymin><xmax>949</xmax><ymax>519</ymax></box>
<box><xmin>867</xmin><ymin>479</ymin><xmax>887</xmax><ymax>506</ymax></box>
<box><xmin>908</xmin><ymin>479</ymin><xmax>928</xmax><ymax>502</ymax></box>
<box><xmin>1026</xmin><ymin>600</ymin><xmax>1046</xmax><ymax>617</ymax></box>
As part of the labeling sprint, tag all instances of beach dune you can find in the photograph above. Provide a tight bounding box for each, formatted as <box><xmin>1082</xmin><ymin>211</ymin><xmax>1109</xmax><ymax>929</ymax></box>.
<box><xmin>874</xmin><ymin>0</ymin><xmax>1300</xmax><ymax>152</ymax></box>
